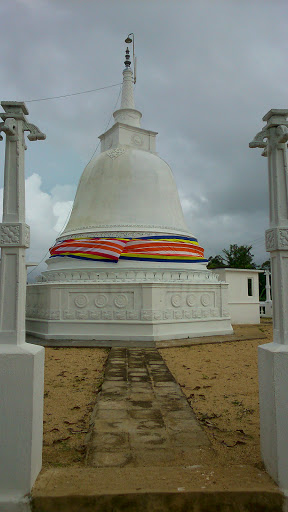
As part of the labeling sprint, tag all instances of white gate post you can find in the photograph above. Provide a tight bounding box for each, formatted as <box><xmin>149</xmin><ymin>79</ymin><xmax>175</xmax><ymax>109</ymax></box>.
<box><xmin>250</xmin><ymin>109</ymin><xmax>288</xmax><ymax>493</ymax></box>
<box><xmin>265</xmin><ymin>269</ymin><xmax>271</xmax><ymax>303</ymax></box>
<box><xmin>0</xmin><ymin>102</ymin><xmax>45</xmax><ymax>511</ymax></box>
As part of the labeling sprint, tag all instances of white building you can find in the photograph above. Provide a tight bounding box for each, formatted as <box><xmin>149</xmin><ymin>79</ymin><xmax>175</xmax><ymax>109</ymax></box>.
<box><xmin>26</xmin><ymin>45</ymin><xmax>233</xmax><ymax>345</ymax></box>
<box><xmin>212</xmin><ymin>268</ymin><xmax>261</xmax><ymax>324</ymax></box>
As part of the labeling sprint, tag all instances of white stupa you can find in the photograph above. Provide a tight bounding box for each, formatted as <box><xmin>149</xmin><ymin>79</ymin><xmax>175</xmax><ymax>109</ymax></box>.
<box><xmin>26</xmin><ymin>43</ymin><xmax>232</xmax><ymax>345</ymax></box>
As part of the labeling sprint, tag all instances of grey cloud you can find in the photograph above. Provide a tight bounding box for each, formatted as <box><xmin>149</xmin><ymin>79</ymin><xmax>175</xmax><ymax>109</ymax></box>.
<box><xmin>0</xmin><ymin>0</ymin><xmax>285</xmax><ymax>266</ymax></box>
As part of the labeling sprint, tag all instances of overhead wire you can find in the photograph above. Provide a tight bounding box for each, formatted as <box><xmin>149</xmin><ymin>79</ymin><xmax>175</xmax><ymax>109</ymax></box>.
<box><xmin>25</xmin><ymin>82</ymin><xmax>122</xmax><ymax>103</ymax></box>
<box><xmin>87</xmin><ymin>83</ymin><xmax>122</xmax><ymax>163</ymax></box>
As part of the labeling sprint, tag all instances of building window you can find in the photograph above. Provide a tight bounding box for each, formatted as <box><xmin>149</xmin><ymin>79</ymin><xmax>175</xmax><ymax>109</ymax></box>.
<box><xmin>248</xmin><ymin>278</ymin><xmax>253</xmax><ymax>296</ymax></box>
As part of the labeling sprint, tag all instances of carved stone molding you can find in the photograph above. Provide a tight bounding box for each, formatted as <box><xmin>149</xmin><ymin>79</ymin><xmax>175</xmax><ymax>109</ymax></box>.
<box><xmin>0</xmin><ymin>224</ymin><xmax>19</xmax><ymax>244</ymax></box>
<box><xmin>250</xmin><ymin>123</ymin><xmax>288</xmax><ymax>157</ymax></box>
<box><xmin>107</xmin><ymin>147</ymin><xmax>126</xmax><ymax>159</ymax></box>
<box><xmin>171</xmin><ymin>294</ymin><xmax>182</xmax><ymax>308</ymax></box>
<box><xmin>88</xmin><ymin>310</ymin><xmax>101</xmax><ymax>320</ymax></box>
<box><xmin>27</xmin><ymin>305</ymin><xmax>222</xmax><ymax>323</ymax></box>
<box><xmin>279</xmin><ymin>229</ymin><xmax>288</xmax><ymax>248</ymax></box>
<box><xmin>58</xmin><ymin>232</ymin><xmax>161</xmax><ymax>241</ymax></box>
<box><xmin>186</xmin><ymin>294</ymin><xmax>196</xmax><ymax>307</ymax></box>
<box><xmin>114</xmin><ymin>310</ymin><xmax>126</xmax><ymax>320</ymax></box>
<box><xmin>39</xmin><ymin>269</ymin><xmax>218</xmax><ymax>284</ymax></box>
<box><xmin>114</xmin><ymin>294</ymin><xmax>128</xmax><ymax>308</ymax></box>
<box><xmin>127</xmin><ymin>311</ymin><xmax>140</xmax><ymax>320</ymax></box>
<box><xmin>74</xmin><ymin>294</ymin><xmax>88</xmax><ymax>308</ymax></box>
<box><xmin>168</xmin><ymin>291</ymin><xmax>215</xmax><ymax>311</ymax></box>
<box><xmin>0</xmin><ymin>223</ymin><xmax>30</xmax><ymax>247</ymax></box>
<box><xmin>265</xmin><ymin>227</ymin><xmax>288</xmax><ymax>251</ymax></box>
<box><xmin>76</xmin><ymin>310</ymin><xmax>88</xmax><ymax>320</ymax></box>
<box><xmin>102</xmin><ymin>311</ymin><xmax>113</xmax><ymax>320</ymax></box>
<box><xmin>63</xmin><ymin>310</ymin><xmax>75</xmax><ymax>320</ymax></box>
<box><xmin>26</xmin><ymin>307</ymin><xmax>60</xmax><ymax>320</ymax></box>
<box><xmin>58</xmin><ymin>224</ymin><xmax>191</xmax><ymax>238</ymax></box>
<box><xmin>141</xmin><ymin>310</ymin><xmax>153</xmax><ymax>321</ymax></box>
<box><xmin>94</xmin><ymin>294</ymin><xmax>109</xmax><ymax>308</ymax></box>
<box><xmin>249</xmin><ymin>128</ymin><xmax>268</xmax><ymax>150</ymax></box>
<box><xmin>201</xmin><ymin>293</ymin><xmax>211</xmax><ymax>307</ymax></box>
<box><xmin>265</xmin><ymin>229</ymin><xmax>276</xmax><ymax>251</ymax></box>
<box><xmin>131</xmin><ymin>134</ymin><xmax>143</xmax><ymax>146</ymax></box>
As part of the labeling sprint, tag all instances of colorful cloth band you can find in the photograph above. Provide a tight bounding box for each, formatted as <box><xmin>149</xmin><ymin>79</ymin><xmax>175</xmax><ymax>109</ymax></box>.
<box><xmin>49</xmin><ymin>236</ymin><xmax>207</xmax><ymax>264</ymax></box>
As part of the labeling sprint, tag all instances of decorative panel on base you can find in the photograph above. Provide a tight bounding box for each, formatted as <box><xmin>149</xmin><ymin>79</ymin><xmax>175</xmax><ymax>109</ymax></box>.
<box><xmin>26</xmin><ymin>276</ymin><xmax>233</xmax><ymax>344</ymax></box>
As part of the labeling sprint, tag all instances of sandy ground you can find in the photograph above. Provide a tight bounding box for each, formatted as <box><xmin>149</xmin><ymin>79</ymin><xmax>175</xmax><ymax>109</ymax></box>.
<box><xmin>42</xmin><ymin>321</ymin><xmax>272</xmax><ymax>472</ymax></box>
<box><xmin>160</xmin><ymin>320</ymin><xmax>272</xmax><ymax>469</ymax></box>
<box><xmin>43</xmin><ymin>347</ymin><xmax>108</xmax><ymax>467</ymax></box>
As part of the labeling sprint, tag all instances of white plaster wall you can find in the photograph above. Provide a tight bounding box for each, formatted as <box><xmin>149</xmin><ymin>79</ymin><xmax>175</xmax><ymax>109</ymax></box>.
<box><xmin>212</xmin><ymin>269</ymin><xmax>261</xmax><ymax>324</ymax></box>
<box><xmin>228</xmin><ymin>303</ymin><xmax>260</xmax><ymax>324</ymax></box>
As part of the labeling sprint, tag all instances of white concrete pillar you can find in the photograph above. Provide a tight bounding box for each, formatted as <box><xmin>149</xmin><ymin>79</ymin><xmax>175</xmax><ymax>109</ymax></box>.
<box><xmin>250</xmin><ymin>109</ymin><xmax>288</xmax><ymax>493</ymax></box>
<box><xmin>0</xmin><ymin>102</ymin><xmax>45</xmax><ymax>511</ymax></box>
<box><xmin>265</xmin><ymin>269</ymin><xmax>271</xmax><ymax>302</ymax></box>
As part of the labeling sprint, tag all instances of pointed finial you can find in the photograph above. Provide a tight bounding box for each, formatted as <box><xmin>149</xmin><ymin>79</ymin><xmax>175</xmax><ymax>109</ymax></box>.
<box><xmin>124</xmin><ymin>47</ymin><xmax>131</xmax><ymax>68</ymax></box>
<box><xmin>124</xmin><ymin>34</ymin><xmax>136</xmax><ymax>83</ymax></box>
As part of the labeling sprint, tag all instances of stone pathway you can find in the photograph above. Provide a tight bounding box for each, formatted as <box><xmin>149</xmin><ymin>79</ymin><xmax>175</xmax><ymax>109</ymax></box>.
<box><xmin>33</xmin><ymin>342</ymin><xmax>283</xmax><ymax>512</ymax></box>
<box><xmin>86</xmin><ymin>348</ymin><xmax>209</xmax><ymax>468</ymax></box>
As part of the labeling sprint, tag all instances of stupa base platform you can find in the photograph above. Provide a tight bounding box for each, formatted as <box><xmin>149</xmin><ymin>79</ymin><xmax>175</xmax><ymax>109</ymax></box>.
<box><xmin>26</xmin><ymin>318</ymin><xmax>233</xmax><ymax>346</ymax></box>
<box><xmin>26</xmin><ymin>265</ymin><xmax>233</xmax><ymax>345</ymax></box>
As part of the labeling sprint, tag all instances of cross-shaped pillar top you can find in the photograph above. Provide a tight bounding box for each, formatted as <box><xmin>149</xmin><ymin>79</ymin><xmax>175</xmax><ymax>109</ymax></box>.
<box><xmin>262</xmin><ymin>109</ymin><xmax>288</xmax><ymax>125</ymax></box>
<box><xmin>1</xmin><ymin>101</ymin><xmax>29</xmax><ymax>116</ymax></box>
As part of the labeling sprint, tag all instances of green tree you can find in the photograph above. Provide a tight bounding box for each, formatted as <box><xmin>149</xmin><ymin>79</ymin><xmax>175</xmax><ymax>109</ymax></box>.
<box><xmin>207</xmin><ymin>244</ymin><xmax>256</xmax><ymax>269</ymax></box>
<box><xmin>207</xmin><ymin>254</ymin><xmax>226</xmax><ymax>268</ymax></box>
<box><xmin>261</xmin><ymin>259</ymin><xmax>271</xmax><ymax>270</ymax></box>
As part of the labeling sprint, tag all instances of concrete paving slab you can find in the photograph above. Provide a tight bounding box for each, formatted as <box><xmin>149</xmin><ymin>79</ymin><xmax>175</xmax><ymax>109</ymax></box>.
<box><xmin>91</xmin><ymin>432</ymin><xmax>130</xmax><ymax>451</ymax></box>
<box><xmin>97</xmin><ymin>400</ymin><xmax>129</xmax><ymax>410</ymax></box>
<box><xmin>97</xmin><ymin>409</ymin><xmax>129</xmax><ymax>420</ymax></box>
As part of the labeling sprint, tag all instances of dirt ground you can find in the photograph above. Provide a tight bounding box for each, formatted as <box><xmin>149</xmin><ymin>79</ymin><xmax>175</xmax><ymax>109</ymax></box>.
<box><xmin>160</xmin><ymin>320</ymin><xmax>272</xmax><ymax>469</ymax></box>
<box><xmin>43</xmin><ymin>347</ymin><xmax>108</xmax><ymax>467</ymax></box>
<box><xmin>42</xmin><ymin>320</ymin><xmax>272</xmax><ymax>471</ymax></box>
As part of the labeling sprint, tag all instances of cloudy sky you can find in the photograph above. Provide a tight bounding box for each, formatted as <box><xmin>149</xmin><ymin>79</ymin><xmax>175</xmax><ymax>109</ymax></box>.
<box><xmin>0</xmin><ymin>0</ymin><xmax>286</xmax><ymax>277</ymax></box>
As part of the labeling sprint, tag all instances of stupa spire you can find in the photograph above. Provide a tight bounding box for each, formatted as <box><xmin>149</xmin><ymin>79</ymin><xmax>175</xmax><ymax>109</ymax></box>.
<box><xmin>120</xmin><ymin>47</ymin><xmax>135</xmax><ymax>110</ymax></box>
<box><xmin>113</xmin><ymin>37</ymin><xmax>142</xmax><ymax>128</ymax></box>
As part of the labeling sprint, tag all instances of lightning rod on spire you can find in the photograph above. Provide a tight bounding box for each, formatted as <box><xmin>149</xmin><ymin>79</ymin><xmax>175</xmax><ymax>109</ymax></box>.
<box><xmin>125</xmin><ymin>33</ymin><xmax>136</xmax><ymax>84</ymax></box>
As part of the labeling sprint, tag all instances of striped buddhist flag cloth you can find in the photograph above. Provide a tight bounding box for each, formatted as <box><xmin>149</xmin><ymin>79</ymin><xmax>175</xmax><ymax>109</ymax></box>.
<box><xmin>122</xmin><ymin>236</ymin><xmax>206</xmax><ymax>262</ymax></box>
<box><xmin>49</xmin><ymin>236</ymin><xmax>207</xmax><ymax>263</ymax></box>
<box><xmin>49</xmin><ymin>238</ymin><xmax>127</xmax><ymax>261</ymax></box>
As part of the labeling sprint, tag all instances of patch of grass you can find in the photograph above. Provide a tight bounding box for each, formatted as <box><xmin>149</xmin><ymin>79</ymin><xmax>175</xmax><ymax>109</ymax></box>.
<box><xmin>231</xmin><ymin>400</ymin><xmax>243</xmax><ymax>406</ymax></box>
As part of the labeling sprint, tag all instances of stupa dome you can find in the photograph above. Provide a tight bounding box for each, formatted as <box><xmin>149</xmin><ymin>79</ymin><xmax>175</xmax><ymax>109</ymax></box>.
<box><xmin>61</xmin><ymin>146</ymin><xmax>191</xmax><ymax>239</ymax></box>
